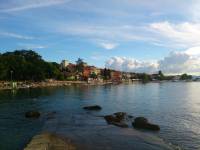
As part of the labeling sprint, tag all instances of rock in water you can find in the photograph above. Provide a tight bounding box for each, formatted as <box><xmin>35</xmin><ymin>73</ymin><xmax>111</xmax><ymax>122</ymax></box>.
<box><xmin>104</xmin><ymin>112</ymin><xmax>129</xmax><ymax>128</ymax></box>
<box><xmin>83</xmin><ymin>105</ymin><xmax>102</xmax><ymax>110</ymax></box>
<box><xmin>24</xmin><ymin>133</ymin><xmax>76</xmax><ymax>150</ymax></box>
<box><xmin>114</xmin><ymin>112</ymin><xmax>127</xmax><ymax>120</ymax></box>
<box><xmin>25</xmin><ymin>111</ymin><xmax>40</xmax><ymax>118</ymax></box>
<box><xmin>132</xmin><ymin>117</ymin><xmax>160</xmax><ymax>131</ymax></box>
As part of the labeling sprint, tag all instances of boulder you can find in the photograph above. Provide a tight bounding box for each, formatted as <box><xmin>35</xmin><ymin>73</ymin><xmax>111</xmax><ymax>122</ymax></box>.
<box><xmin>114</xmin><ymin>112</ymin><xmax>127</xmax><ymax>120</ymax></box>
<box><xmin>24</xmin><ymin>133</ymin><xmax>76</xmax><ymax>150</ymax></box>
<box><xmin>104</xmin><ymin>112</ymin><xmax>129</xmax><ymax>128</ymax></box>
<box><xmin>25</xmin><ymin>111</ymin><xmax>40</xmax><ymax>118</ymax></box>
<box><xmin>132</xmin><ymin>117</ymin><xmax>160</xmax><ymax>131</ymax></box>
<box><xmin>83</xmin><ymin>105</ymin><xmax>102</xmax><ymax>111</ymax></box>
<box><xmin>104</xmin><ymin>115</ymin><xmax>121</xmax><ymax>123</ymax></box>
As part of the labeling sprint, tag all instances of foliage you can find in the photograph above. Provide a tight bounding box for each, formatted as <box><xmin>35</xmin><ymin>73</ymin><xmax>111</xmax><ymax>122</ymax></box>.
<box><xmin>180</xmin><ymin>74</ymin><xmax>192</xmax><ymax>80</ymax></box>
<box><xmin>138</xmin><ymin>73</ymin><xmax>151</xmax><ymax>83</ymax></box>
<box><xmin>76</xmin><ymin>58</ymin><xmax>85</xmax><ymax>72</ymax></box>
<box><xmin>90</xmin><ymin>72</ymin><xmax>97</xmax><ymax>79</ymax></box>
<box><xmin>158</xmin><ymin>70</ymin><xmax>165</xmax><ymax>80</ymax></box>
<box><xmin>101</xmin><ymin>68</ymin><xmax>111</xmax><ymax>80</ymax></box>
<box><xmin>0</xmin><ymin>50</ymin><xmax>63</xmax><ymax>81</ymax></box>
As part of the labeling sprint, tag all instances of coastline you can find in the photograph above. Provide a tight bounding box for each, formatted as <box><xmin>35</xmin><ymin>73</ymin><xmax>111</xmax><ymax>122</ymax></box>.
<box><xmin>0</xmin><ymin>79</ymin><xmax>199</xmax><ymax>91</ymax></box>
<box><xmin>0</xmin><ymin>80</ymin><xmax>113</xmax><ymax>90</ymax></box>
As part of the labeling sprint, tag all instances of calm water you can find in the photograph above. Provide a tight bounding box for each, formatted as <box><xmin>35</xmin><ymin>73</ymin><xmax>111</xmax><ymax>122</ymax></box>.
<box><xmin>0</xmin><ymin>82</ymin><xmax>199</xmax><ymax>150</ymax></box>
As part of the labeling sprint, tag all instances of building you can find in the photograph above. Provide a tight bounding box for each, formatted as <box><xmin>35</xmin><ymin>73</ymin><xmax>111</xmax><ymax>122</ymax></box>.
<box><xmin>111</xmin><ymin>71</ymin><xmax>122</xmax><ymax>82</ymax></box>
<box><xmin>83</xmin><ymin>66</ymin><xmax>101</xmax><ymax>79</ymax></box>
<box><xmin>122</xmin><ymin>72</ymin><xmax>131</xmax><ymax>80</ymax></box>
<box><xmin>83</xmin><ymin>66</ymin><xmax>92</xmax><ymax>78</ymax></box>
<box><xmin>67</xmin><ymin>63</ymin><xmax>76</xmax><ymax>73</ymax></box>
<box><xmin>60</xmin><ymin>60</ymin><xmax>69</xmax><ymax>69</ymax></box>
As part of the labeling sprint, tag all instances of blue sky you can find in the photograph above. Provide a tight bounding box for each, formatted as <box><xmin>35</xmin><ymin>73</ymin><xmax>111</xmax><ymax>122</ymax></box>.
<box><xmin>0</xmin><ymin>0</ymin><xmax>200</xmax><ymax>74</ymax></box>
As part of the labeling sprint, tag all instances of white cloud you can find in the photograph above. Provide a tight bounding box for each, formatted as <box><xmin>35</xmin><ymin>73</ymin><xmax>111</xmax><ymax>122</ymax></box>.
<box><xmin>50</xmin><ymin>20</ymin><xmax>200</xmax><ymax>50</ymax></box>
<box><xmin>1</xmin><ymin>0</ymin><xmax>72</xmax><ymax>12</ymax></box>
<box><xmin>185</xmin><ymin>47</ymin><xmax>200</xmax><ymax>56</ymax></box>
<box><xmin>149</xmin><ymin>21</ymin><xmax>200</xmax><ymax>48</ymax></box>
<box><xmin>158</xmin><ymin>52</ymin><xmax>200</xmax><ymax>74</ymax></box>
<box><xmin>106</xmin><ymin>49</ymin><xmax>200</xmax><ymax>75</ymax></box>
<box><xmin>105</xmin><ymin>57</ymin><xmax>158</xmax><ymax>73</ymax></box>
<box><xmin>0</xmin><ymin>32</ymin><xmax>34</xmax><ymax>40</ymax></box>
<box><xmin>17</xmin><ymin>43</ymin><xmax>47</xmax><ymax>49</ymax></box>
<box><xmin>56</xmin><ymin>24</ymin><xmax>149</xmax><ymax>42</ymax></box>
<box><xmin>99</xmin><ymin>42</ymin><xmax>118</xmax><ymax>50</ymax></box>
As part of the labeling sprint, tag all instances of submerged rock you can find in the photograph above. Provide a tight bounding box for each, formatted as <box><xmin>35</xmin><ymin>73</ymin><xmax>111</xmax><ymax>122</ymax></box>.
<box><xmin>24</xmin><ymin>133</ymin><xmax>76</xmax><ymax>150</ymax></box>
<box><xmin>25</xmin><ymin>111</ymin><xmax>40</xmax><ymax>118</ymax></box>
<box><xmin>132</xmin><ymin>117</ymin><xmax>160</xmax><ymax>131</ymax></box>
<box><xmin>83</xmin><ymin>105</ymin><xmax>102</xmax><ymax>111</ymax></box>
<box><xmin>104</xmin><ymin>112</ymin><xmax>129</xmax><ymax>128</ymax></box>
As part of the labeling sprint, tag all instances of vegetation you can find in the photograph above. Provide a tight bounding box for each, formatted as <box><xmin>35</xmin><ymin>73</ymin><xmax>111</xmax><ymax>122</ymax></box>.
<box><xmin>158</xmin><ymin>70</ymin><xmax>165</xmax><ymax>80</ymax></box>
<box><xmin>180</xmin><ymin>74</ymin><xmax>192</xmax><ymax>80</ymax></box>
<box><xmin>76</xmin><ymin>58</ymin><xmax>85</xmax><ymax>73</ymax></box>
<box><xmin>101</xmin><ymin>68</ymin><xmax>111</xmax><ymax>80</ymax></box>
<box><xmin>138</xmin><ymin>73</ymin><xmax>151</xmax><ymax>83</ymax></box>
<box><xmin>0</xmin><ymin>50</ymin><xmax>63</xmax><ymax>81</ymax></box>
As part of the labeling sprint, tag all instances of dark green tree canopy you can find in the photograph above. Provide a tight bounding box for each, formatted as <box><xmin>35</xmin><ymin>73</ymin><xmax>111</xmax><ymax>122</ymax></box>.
<box><xmin>0</xmin><ymin>50</ymin><xmax>63</xmax><ymax>81</ymax></box>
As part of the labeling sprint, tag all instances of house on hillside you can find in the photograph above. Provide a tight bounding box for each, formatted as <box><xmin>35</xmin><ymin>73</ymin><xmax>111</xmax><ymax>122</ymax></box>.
<box><xmin>83</xmin><ymin>66</ymin><xmax>101</xmax><ymax>79</ymax></box>
<box><xmin>111</xmin><ymin>71</ymin><xmax>122</xmax><ymax>82</ymax></box>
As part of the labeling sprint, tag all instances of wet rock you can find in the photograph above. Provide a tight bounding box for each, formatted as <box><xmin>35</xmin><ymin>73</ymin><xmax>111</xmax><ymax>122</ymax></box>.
<box><xmin>132</xmin><ymin>117</ymin><xmax>160</xmax><ymax>131</ymax></box>
<box><xmin>25</xmin><ymin>111</ymin><xmax>40</xmax><ymax>118</ymax></box>
<box><xmin>24</xmin><ymin>133</ymin><xmax>76</xmax><ymax>150</ymax></box>
<box><xmin>83</xmin><ymin>105</ymin><xmax>102</xmax><ymax>111</ymax></box>
<box><xmin>104</xmin><ymin>115</ymin><xmax>121</xmax><ymax>123</ymax></box>
<box><xmin>114</xmin><ymin>112</ymin><xmax>127</xmax><ymax>120</ymax></box>
<box><xmin>104</xmin><ymin>112</ymin><xmax>129</xmax><ymax>128</ymax></box>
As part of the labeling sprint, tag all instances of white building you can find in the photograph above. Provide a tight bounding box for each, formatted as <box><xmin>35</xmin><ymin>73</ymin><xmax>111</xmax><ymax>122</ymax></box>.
<box><xmin>61</xmin><ymin>60</ymin><xmax>69</xmax><ymax>69</ymax></box>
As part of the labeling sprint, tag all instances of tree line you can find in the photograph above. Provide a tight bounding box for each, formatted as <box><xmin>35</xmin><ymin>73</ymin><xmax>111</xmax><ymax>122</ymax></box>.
<box><xmin>0</xmin><ymin>50</ymin><xmax>63</xmax><ymax>81</ymax></box>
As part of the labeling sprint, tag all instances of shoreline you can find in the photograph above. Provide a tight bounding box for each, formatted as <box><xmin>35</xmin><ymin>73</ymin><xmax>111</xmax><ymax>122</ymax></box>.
<box><xmin>0</xmin><ymin>79</ymin><xmax>199</xmax><ymax>91</ymax></box>
<box><xmin>0</xmin><ymin>80</ymin><xmax>114</xmax><ymax>90</ymax></box>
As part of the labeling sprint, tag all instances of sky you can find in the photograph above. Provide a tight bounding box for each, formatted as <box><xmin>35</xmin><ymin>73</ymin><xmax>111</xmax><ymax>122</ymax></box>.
<box><xmin>0</xmin><ymin>0</ymin><xmax>200</xmax><ymax>75</ymax></box>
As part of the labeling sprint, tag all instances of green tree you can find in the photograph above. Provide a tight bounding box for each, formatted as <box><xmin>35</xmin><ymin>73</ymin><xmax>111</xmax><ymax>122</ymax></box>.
<box><xmin>138</xmin><ymin>73</ymin><xmax>151</xmax><ymax>83</ymax></box>
<box><xmin>158</xmin><ymin>70</ymin><xmax>165</xmax><ymax>80</ymax></box>
<box><xmin>101</xmin><ymin>68</ymin><xmax>111</xmax><ymax>80</ymax></box>
<box><xmin>180</xmin><ymin>74</ymin><xmax>192</xmax><ymax>80</ymax></box>
<box><xmin>0</xmin><ymin>50</ymin><xmax>63</xmax><ymax>81</ymax></box>
<box><xmin>76</xmin><ymin>58</ymin><xmax>85</xmax><ymax>73</ymax></box>
<box><xmin>90</xmin><ymin>72</ymin><xmax>97</xmax><ymax>79</ymax></box>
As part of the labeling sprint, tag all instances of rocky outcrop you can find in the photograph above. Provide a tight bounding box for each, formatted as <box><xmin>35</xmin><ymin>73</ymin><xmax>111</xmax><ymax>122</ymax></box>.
<box><xmin>132</xmin><ymin>117</ymin><xmax>160</xmax><ymax>131</ymax></box>
<box><xmin>83</xmin><ymin>105</ymin><xmax>102</xmax><ymax>111</ymax></box>
<box><xmin>25</xmin><ymin>111</ymin><xmax>40</xmax><ymax>118</ymax></box>
<box><xmin>104</xmin><ymin>112</ymin><xmax>130</xmax><ymax>128</ymax></box>
<box><xmin>24</xmin><ymin>133</ymin><xmax>76</xmax><ymax>150</ymax></box>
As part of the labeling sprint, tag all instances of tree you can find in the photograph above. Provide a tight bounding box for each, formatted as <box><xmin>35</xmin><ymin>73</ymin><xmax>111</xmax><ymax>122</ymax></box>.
<box><xmin>76</xmin><ymin>58</ymin><xmax>85</xmax><ymax>73</ymax></box>
<box><xmin>158</xmin><ymin>70</ymin><xmax>165</xmax><ymax>80</ymax></box>
<box><xmin>90</xmin><ymin>72</ymin><xmax>97</xmax><ymax>79</ymax></box>
<box><xmin>0</xmin><ymin>50</ymin><xmax>63</xmax><ymax>81</ymax></box>
<box><xmin>138</xmin><ymin>73</ymin><xmax>151</xmax><ymax>83</ymax></box>
<box><xmin>101</xmin><ymin>68</ymin><xmax>111</xmax><ymax>80</ymax></box>
<box><xmin>180</xmin><ymin>74</ymin><xmax>192</xmax><ymax>80</ymax></box>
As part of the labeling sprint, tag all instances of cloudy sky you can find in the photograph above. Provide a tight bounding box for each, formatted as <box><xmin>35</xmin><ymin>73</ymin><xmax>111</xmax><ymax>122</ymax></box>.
<box><xmin>0</xmin><ymin>0</ymin><xmax>200</xmax><ymax>75</ymax></box>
